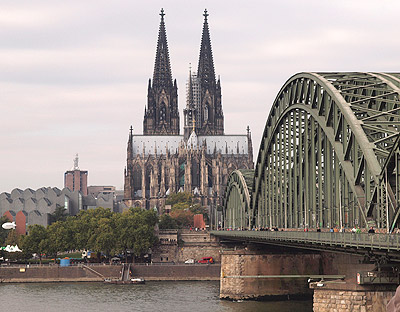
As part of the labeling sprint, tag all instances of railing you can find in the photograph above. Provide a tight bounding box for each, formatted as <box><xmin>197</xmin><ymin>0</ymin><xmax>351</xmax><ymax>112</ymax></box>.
<box><xmin>210</xmin><ymin>230</ymin><xmax>400</xmax><ymax>252</ymax></box>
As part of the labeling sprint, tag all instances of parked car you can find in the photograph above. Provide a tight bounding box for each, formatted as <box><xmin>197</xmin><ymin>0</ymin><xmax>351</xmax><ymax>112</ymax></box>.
<box><xmin>198</xmin><ymin>257</ymin><xmax>214</xmax><ymax>264</ymax></box>
<box><xmin>184</xmin><ymin>259</ymin><xmax>195</xmax><ymax>264</ymax></box>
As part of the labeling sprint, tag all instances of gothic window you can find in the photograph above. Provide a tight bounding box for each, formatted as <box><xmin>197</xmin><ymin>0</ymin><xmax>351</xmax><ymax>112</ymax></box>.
<box><xmin>192</xmin><ymin>162</ymin><xmax>200</xmax><ymax>187</ymax></box>
<box><xmin>145</xmin><ymin>166</ymin><xmax>153</xmax><ymax>197</ymax></box>
<box><xmin>158</xmin><ymin>164</ymin><xmax>162</xmax><ymax>185</ymax></box>
<box><xmin>160</xmin><ymin>103</ymin><xmax>166</xmax><ymax>122</ymax></box>
<box><xmin>204</xmin><ymin>104</ymin><xmax>209</xmax><ymax>122</ymax></box>
<box><xmin>207</xmin><ymin>164</ymin><xmax>213</xmax><ymax>187</ymax></box>
<box><xmin>179</xmin><ymin>161</ymin><xmax>185</xmax><ymax>187</ymax></box>
<box><xmin>133</xmin><ymin>165</ymin><xmax>142</xmax><ymax>194</ymax></box>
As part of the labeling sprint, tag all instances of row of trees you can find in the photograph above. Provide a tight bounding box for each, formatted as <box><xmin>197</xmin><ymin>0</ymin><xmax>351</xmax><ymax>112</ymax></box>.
<box><xmin>6</xmin><ymin>207</ymin><xmax>158</xmax><ymax>263</ymax></box>
<box><xmin>0</xmin><ymin>192</ymin><xmax>209</xmax><ymax>262</ymax></box>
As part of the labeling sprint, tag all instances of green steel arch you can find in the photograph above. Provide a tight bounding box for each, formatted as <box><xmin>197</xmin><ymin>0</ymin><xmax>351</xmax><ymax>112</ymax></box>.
<box><xmin>224</xmin><ymin>169</ymin><xmax>254</xmax><ymax>229</ymax></box>
<box><xmin>253</xmin><ymin>72</ymin><xmax>400</xmax><ymax>230</ymax></box>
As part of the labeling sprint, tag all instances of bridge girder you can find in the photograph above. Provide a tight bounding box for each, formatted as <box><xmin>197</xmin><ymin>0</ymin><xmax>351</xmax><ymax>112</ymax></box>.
<box><xmin>252</xmin><ymin>72</ymin><xmax>400</xmax><ymax>230</ymax></box>
<box><xmin>223</xmin><ymin>169</ymin><xmax>254</xmax><ymax>229</ymax></box>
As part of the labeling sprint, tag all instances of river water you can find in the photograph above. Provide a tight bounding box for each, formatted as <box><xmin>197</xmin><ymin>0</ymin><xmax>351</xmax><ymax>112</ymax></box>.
<box><xmin>1</xmin><ymin>281</ymin><xmax>313</xmax><ymax>312</ymax></box>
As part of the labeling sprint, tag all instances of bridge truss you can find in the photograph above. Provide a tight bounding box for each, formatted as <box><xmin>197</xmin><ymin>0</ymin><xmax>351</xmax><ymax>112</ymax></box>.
<box><xmin>223</xmin><ymin>169</ymin><xmax>254</xmax><ymax>229</ymax></box>
<box><xmin>225</xmin><ymin>73</ymin><xmax>400</xmax><ymax>231</ymax></box>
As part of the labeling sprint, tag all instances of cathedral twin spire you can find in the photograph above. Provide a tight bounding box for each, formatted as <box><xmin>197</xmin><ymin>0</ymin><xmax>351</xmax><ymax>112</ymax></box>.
<box><xmin>197</xmin><ymin>9</ymin><xmax>216</xmax><ymax>91</ymax></box>
<box><xmin>152</xmin><ymin>9</ymin><xmax>173</xmax><ymax>90</ymax></box>
<box><xmin>184</xmin><ymin>9</ymin><xmax>224</xmax><ymax>138</ymax></box>
<box><xmin>144</xmin><ymin>8</ymin><xmax>179</xmax><ymax>135</ymax></box>
<box><xmin>143</xmin><ymin>8</ymin><xmax>223</xmax><ymax>137</ymax></box>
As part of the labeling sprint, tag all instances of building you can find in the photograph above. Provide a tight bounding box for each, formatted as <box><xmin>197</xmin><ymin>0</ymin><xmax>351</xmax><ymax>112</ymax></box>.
<box><xmin>124</xmin><ymin>9</ymin><xmax>253</xmax><ymax>213</ymax></box>
<box><xmin>64</xmin><ymin>154</ymin><xmax>88</xmax><ymax>196</ymax></box>
<box><xmin>0</xmin><ymin>186</ymin><xmax>123</xmax><ymax>233</ymax></box>
<box><xmin>88</xmin><ymin>185</ymin><xmax>116</xmax><ymax>197</ymax></box>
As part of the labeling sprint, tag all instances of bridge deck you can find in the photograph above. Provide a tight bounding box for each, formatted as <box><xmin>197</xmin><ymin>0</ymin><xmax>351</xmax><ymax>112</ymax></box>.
<box><xmin>211</xmin><ymin>231</ymin><xmax>400</xmax><ymax>257</ymax></box>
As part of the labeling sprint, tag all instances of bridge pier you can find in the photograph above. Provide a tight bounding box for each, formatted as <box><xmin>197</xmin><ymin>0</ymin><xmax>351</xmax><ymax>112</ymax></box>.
<box><xmin>312</xmin><ymin>286</ymin><xmax>395</xmax><ymax>312</ymax></box>
<box><xmin>219</xmin><ymin>245</ymin><xmax>397</xmax><ymax>311</ymax></box>
<box><xmin>311</xmin><ymin>252</ymin><xmax>397</xmax><ymax>312</ymax></box>
<box><xmin>220</xmin><ymin>246</ymin><xmax>321</xmax><ymax>300</ymax></box>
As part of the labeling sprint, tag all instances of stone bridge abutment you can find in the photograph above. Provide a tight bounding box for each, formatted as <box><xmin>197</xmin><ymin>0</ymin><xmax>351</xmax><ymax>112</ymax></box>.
<box><xmin>219</xmin><ymin>244</ymin><xmax>397</xmax><ymax>311</ymax></box>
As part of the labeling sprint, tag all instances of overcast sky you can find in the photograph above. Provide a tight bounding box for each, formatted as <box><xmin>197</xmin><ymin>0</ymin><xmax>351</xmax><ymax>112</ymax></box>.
<box><xmin>1</xmin><ymin>0</ymin><xmax>400</xmax><ymax>192</ymax></box>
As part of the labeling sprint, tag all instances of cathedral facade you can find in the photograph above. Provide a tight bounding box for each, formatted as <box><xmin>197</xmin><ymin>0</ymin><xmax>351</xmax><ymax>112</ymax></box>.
<box><xmin>124</xmin><ymin>9</ymin><xmax>253</xmax><ymax>212</ymax></box>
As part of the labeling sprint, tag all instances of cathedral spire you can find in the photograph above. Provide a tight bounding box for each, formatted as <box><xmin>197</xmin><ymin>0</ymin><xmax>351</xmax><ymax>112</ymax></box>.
<box><xmin>143</xmin><ymin>9</ymin><xmax>179</xmax><ymax>135</ymax></box>
<box><xmin>194</xmin><ymin>9</ymin><xmax>223</xmax><ymax>136</ymax></box>
<box><xmin>152</xmin><ymin>8</ymin><xmax>173</xmax><ymax>89</ymax></box>
<box><xmin>197</xmin><ymin>9</ymin><xmax>216</xmax><ymax>89</ymax></box>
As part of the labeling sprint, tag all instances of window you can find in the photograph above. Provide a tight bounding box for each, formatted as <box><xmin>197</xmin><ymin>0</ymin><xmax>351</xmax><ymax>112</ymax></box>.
<box><xmin>160</xmin><ymin>103</ymin><xmax>166</xmax><ymax>122</ymax></box>
<box><xmin>204</xmin><ymin>104</ymin><xmax>208</xmax><ymax>122</ymax></box>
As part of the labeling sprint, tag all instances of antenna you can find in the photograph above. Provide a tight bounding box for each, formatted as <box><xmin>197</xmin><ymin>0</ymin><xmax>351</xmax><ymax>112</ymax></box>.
<box><xmin>73</xmin><ymin>153</ymin><xmax>79</xmax><ymax>170</ymax></box>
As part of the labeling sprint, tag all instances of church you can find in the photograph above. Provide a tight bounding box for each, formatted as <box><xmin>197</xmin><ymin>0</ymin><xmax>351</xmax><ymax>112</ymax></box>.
<box><xmin>124</xmin><ymin>9</ymin><xmax>254</xmax><ymax>212</ymax></box>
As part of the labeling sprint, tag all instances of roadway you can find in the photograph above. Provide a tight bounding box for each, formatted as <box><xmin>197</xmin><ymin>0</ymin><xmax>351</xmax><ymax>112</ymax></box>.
<box><xmin>210</xmin><ymin>230</ymin><xmax>400</xmax><ymax>259</ymax></box>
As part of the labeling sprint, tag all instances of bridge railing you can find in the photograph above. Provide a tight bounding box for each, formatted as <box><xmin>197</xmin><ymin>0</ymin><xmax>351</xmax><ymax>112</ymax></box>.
<box><xmin>210</xmin><ymin>230</ymin><xmax>400</xmax><ymax>251</ymax></box>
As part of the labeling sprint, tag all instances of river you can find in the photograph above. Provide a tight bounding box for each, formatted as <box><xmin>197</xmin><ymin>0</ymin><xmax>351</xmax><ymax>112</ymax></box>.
<box><xmin>1</xmin><ymin>281</ymin><xmax>313</xmax><ymax>312</ymax></box>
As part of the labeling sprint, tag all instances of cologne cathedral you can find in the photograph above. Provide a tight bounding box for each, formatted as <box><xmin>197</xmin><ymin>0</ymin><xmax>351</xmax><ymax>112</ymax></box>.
<box><xmin>124</xmin><ymin>9</ymin><xmax>254</xmax><ymax>211</ymax></box>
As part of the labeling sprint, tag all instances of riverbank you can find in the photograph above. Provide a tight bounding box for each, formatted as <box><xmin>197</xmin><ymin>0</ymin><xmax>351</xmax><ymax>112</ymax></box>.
<box><xmin>0</xmin><ymin>263</ymin><xmax>221</xmax><ymax>283</ymax></box>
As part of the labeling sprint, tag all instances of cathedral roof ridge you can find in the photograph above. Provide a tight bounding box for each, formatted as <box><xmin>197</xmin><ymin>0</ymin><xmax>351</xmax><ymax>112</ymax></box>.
<box><xmin>131</xmin><ymin>134</ymin><xmax>183</xmax><ymax>138</ymax></box>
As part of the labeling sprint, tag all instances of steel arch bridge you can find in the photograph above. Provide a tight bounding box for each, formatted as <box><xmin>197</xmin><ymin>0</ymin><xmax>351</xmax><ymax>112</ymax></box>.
<box><xmin>223</xmin><ymin>169</ymin><xmax>254</xmax><ymax>230</ymax></box>
<box><xmin>225</xmin><ymin>72</ymin><xmax>400</xmax><ymax>231</ymax></box>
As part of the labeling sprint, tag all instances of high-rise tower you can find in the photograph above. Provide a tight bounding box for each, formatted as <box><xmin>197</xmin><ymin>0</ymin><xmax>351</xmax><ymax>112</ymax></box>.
<box><xmin>64</xmin><ymin>154</ymin><xmax>88</xmax><ymax>196</ymax></box>
<box><xmin>143</xmin><ymin>9</ymin><xmax>179</xmax><ymax>135</ymax></box>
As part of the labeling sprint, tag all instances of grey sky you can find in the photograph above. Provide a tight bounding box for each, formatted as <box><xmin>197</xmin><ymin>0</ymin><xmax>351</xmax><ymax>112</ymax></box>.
<box><xmin>1</xmin><ymin>0</ymin><xmax>399</xmax><ymax>191</ymax></box>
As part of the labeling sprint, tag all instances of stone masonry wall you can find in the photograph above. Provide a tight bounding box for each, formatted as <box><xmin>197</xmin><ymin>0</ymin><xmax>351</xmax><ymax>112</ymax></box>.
<box><xmin>153</xmin><ymin>230</ymin><xmax>222</xmax><ymax>263</ymax></box>
<box><xmin>0</xmin><ymin>263</ymin><xmax>220</xmax><ymax>282</ymax></box>
<box><xmin>313</xmin><ymin>289</ymin><xmax>395</xmax><ymax>312</ymax></box>
<box><xmin>0</xmin><ymin>264</ymin><xmax>121</xmax><ymax>282</ymax></box>
<box><xmin>132</xmin><ymin>264</ymin><xmax>220</xmax><ymax>280</ymax></box>
<box><xmin>220</xmin><ymin>249</ymin><xmax>321</xmax><ymax>300</ymax></box>
<box><xmin>177</xmin><ymin>245</ymin><xmax>221</xmax><ymax>262</ymax></box>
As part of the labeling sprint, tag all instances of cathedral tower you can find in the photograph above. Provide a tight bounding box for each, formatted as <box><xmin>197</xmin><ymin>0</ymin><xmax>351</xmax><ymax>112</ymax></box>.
<box><xmin>196</xmin><ymin>9</ymin><xmax>224</xmax><ymax>136</ymax></box>
<box><xmin>125</xmin><ymin>9</ymin><xmax>253</xmax><ymax>212</ymax></box>
<box><xmin>143</xmin><ymin>9</ymin><xmax>180</xmax><ymax>135</ymax></box>
<box><xmin>184</xmin><ymin>9</ymin><xmax>224</xmax><ymax>138</ymax></box>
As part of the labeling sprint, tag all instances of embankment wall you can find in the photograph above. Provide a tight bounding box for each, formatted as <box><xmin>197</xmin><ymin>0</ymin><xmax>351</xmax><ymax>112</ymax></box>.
<box><xmin>0</xmin><ymin>264</ymin><xmax>220</xmax><ymax>282</ymax></box>
<box><xmin>132</xmin><ymin>264</ymin><xmax>220</xmax><ymax>281</ymax></box>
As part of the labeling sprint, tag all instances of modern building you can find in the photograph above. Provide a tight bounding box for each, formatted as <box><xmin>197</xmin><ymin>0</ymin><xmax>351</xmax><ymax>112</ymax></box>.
<box><xmin>88</xmin><ymin>185</ymin><xmax>116</xmax><ymax>197</ymax></box>
<box><xmin>64</xmin><ymin>154</ymin><xmax>88</xmax><ymax>196</ymax></box>
<box><xmin>0</xmin><ymin>186</ymin><xmax>125</xmax><ymax>233</ymax></box>
<box><xmin>124</xmin><ymin>9</ymin><xmax>254</xmax><ymax>213</ymax></box>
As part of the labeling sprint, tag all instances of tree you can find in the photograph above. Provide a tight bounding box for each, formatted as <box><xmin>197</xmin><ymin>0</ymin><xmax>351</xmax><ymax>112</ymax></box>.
<box><xmin>170</xmin><ymin>209</ymin><xmax>194</xmax><ymax>228</ymax></box>
<box><xmin>0</xmin><ymin>216</ymin><xmax>11</xmax><ymax>246</ymax></box>
<box><xmin>45</xmin><ymin>220</ymin><xmax>74</xmax><ymax>261</ymax></box>
<box><xmin>5</xmin><ymin>229</ymin><xmax>20</xmax><ymax>246</ymax></box>
<box><xmin>20</xmin><ymin>224</ymin><xmax>47</xmax><ymax>264</ymax></box>
<box><xmin>72</xmin><ymin>207</ymin><xmax>114</xmax><ymax>251</ymax></box>
<box><xmin>166</xmin><ymin>192</ymin><xmax>192</xmax><ymax>206</ymax></box>
<box><xmin>115</xmin><ymin>208</ymin><xmax>158</xmax><ymax>261</ymax></box>
<box><xmin>164</xmin><ymin>192</ymin><xmax>209</xmax><ymax>227</ymax></box>
<box><xmin>49</xmin><ymin>206</ymin><xmax>69</xmax><ymax>224</ymax></box>
<box><xmin>88</xmin><ymin>216</ymin><xmax>117</xmax><ymax>259</ymax></box>
<box><xmin>159</xmin><ymin>214</ymin><xmax>178</xmax><ymax>229</ymax></box>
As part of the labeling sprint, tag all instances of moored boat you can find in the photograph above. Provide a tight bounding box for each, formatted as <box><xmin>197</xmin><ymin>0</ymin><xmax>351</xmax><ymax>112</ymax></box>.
<box><xmin>130</xmin><ymin>278</ymin><xmax>145</xmax><ymax>284</ymax></box>
<box><xmin>103</xmin><ymin>277</ymin><xmax>145</xmax><ymax>284</ymax></box>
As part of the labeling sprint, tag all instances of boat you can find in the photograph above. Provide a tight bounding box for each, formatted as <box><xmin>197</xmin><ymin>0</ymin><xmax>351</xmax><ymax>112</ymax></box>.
<box><xmin>103</xmin><ymin>277</ymin><xmax>145</xmax><ymax>284</ymax></box>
